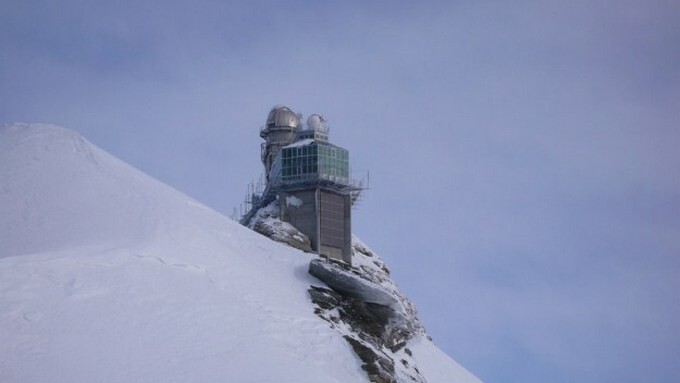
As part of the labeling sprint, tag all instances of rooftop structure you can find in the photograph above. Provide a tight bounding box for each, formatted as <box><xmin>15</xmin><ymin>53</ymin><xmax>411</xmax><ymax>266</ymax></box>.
<box><xmin>260</xmin><ymin>106</ymin><xmax>301</xmax><ymax>184</ymax></box>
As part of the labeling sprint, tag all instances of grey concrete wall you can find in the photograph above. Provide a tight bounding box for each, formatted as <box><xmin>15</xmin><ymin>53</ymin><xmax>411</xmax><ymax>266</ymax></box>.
<box><xmin>342</xmin><ymin>193</ymin><xmax>352</xmax><ymax>264</ymax></box>
<box><xmin>280</xmin><ymin>188</ymin><xmax>352</xmax><ymax>265</ymax></box>
<box><xmin>320</xmin><ymin>245</ymin><xmax>344</xmax><ymax>261</ymax></box>
<box><xmin>319</xmin><ymin>190</ymin><xmax>352</xmax><ymax>264</ymax></box>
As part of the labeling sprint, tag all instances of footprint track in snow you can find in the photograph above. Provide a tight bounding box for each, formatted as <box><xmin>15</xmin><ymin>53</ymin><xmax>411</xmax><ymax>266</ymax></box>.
<box><xmin>130</xmin><ymin>252</ymin><xmax>214</xmax><ymax>283</ymax></box>
<box><xmin>131</xmin><ymin>253</ymin><xmax>167</xmax><ymax>265</ymax></box>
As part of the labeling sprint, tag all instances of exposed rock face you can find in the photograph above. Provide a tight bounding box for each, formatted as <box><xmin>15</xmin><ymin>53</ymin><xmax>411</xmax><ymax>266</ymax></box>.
<box><xmin>244</xmin><ymin>200</ymin><xmax>427</xmax><ymax>383</ymax></box>
<box><xmin>307</xmin><ymin>241</ymin><xmax>426</xmax><ymax>383</ymax></box>
<box><xmin>309</xmin><ymin>259</ymin><xmax>401</xmax><ymax>309</ymax></box>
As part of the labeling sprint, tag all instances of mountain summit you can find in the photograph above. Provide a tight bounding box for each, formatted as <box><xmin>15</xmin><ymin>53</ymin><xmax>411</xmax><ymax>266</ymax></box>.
<box><xmin>0</xmin><ymin>123</ymin><xmax>480</xmax><ymax>383</ymax></box>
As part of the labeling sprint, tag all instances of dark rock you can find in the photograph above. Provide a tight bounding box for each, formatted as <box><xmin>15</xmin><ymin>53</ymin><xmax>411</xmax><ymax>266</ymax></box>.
<box><xmin>390</xmin><ymin>342</ymin><xmax>407</xmax><ymax>353</ymax></box>
<box><xmin>308</xmin><ymin>286</ymin><xmax>342</xmax><ymax>310</ymax></box>
<box><xmin>344</xmin><ymin>336</ymin><xmax>396</xmax><ymax>383</ymax></box>
<box><xmin>342</xmin><ymin>298</ymin><xmax>389</xmax><ymax>341</ymax></box>
<box><xmin>353</xmin><ymin>241</ymin><xmax>375</xmax><ymax>258</ymax></box>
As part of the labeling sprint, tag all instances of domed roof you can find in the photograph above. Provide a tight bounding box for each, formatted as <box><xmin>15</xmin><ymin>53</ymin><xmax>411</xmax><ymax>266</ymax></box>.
<box><xmin>266</xmin><ymin>106</ymin><xmax>300</xmax><ymax>129</ymax></box>
<box><xmin>306</xmin><ymin>114</ymin><xmax>327</xmax><ymax>132</ymax></box>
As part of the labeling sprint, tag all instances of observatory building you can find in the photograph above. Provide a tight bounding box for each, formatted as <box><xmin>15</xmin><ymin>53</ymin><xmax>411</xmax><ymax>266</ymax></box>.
<box><xmin>256</xmin><ymin>105</ymin><xmax>359</xmax><ymax>264</ymax></box>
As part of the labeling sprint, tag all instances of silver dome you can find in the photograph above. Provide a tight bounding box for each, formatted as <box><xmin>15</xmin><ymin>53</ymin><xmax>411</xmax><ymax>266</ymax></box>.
<box><xmin>266</xmin><ymin>106</ymin><xmax>300</xmax><ymax>129</ymax></box>
<box><xmin>306</xmin><ymin>114</ymin><xmax>327</xmax><ymax>132</ymax></box>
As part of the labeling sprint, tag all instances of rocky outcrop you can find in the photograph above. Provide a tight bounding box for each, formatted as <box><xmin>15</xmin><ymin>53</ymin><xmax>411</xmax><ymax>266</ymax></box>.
<box><xmin>345</xmin><ymin>336</ymin><xmax>397</xmax><ymax>383</ymax></box>
<box><xmin>309</xmin><ymin>259</ymin><xmax>401</xmax><ymax>309</ymax></box>
<box><xmin>245</xmin><ymin>200</ymin><xmax>313</xmax><ymax>252</ymax></box>
<box><xmin>307</xmin><ymin>239</ymin><xmax>426</xmax><ymax>383</ymax></box>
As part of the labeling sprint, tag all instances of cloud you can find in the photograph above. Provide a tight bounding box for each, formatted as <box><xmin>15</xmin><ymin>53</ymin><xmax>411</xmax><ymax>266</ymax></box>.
<box><xmin>2</xmin><ymin>1</ymin><xmax>679</xmax><ymax>382</ymax></box>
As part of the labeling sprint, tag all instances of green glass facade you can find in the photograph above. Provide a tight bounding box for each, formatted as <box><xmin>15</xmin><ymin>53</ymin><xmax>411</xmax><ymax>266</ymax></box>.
<box><xmin>280</xmin><ymin>142</ymin><xmax>349</xmax><ymax>186</ymax></box>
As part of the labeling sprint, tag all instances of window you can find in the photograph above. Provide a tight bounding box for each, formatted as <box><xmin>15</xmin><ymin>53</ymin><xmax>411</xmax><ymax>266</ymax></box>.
<box><xmin>277</xmin><ymin>142</ymin><xmax>349</xmax><ymax>185</ymax></box>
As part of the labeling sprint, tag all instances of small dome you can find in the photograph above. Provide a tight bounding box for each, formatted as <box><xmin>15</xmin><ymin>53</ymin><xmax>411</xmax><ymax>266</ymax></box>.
<box><xmin>266</xmin><ymin>106</ymin><xmax>300</xmax><ymax>129</ymax></box>
<box><xmin>306</xmin><ymin>114</ymin><xmax>327</xmax><ymax>132</ymax></box>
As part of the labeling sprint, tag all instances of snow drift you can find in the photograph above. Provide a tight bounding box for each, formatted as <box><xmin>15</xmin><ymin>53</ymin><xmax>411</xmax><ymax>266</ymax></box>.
<box><xmin>0</xmin><ymin>123</ymin><xmax>480</xmax><ymax>383</ymax></box>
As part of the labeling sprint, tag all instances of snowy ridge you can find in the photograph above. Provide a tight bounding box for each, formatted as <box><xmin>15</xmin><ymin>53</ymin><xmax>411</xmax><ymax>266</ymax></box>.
<box><xmin>0</xmin><ymin>123</ymin><xmax>481</xmax><ymax>383</ymax></box>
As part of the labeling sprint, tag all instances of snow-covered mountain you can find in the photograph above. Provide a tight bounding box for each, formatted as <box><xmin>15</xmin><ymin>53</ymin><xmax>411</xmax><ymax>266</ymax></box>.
<box><xmin>0</xmin><ymin>123</ymin><xmax>481</xmax><ymax>383</ymax></box>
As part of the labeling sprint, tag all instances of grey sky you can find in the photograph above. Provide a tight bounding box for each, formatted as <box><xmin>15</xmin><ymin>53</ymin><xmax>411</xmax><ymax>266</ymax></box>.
<box><xmin>2</xmin><ymin>1</ymin><xmax>679</xmax><ymax>382</ymax></box>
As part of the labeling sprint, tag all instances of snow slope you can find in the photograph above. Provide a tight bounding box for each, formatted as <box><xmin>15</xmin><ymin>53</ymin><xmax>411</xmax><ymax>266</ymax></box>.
<box><xmin>0</xmin><ymin>123</ymin><xmax>480</xmax><ymax>383</ymax></box>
